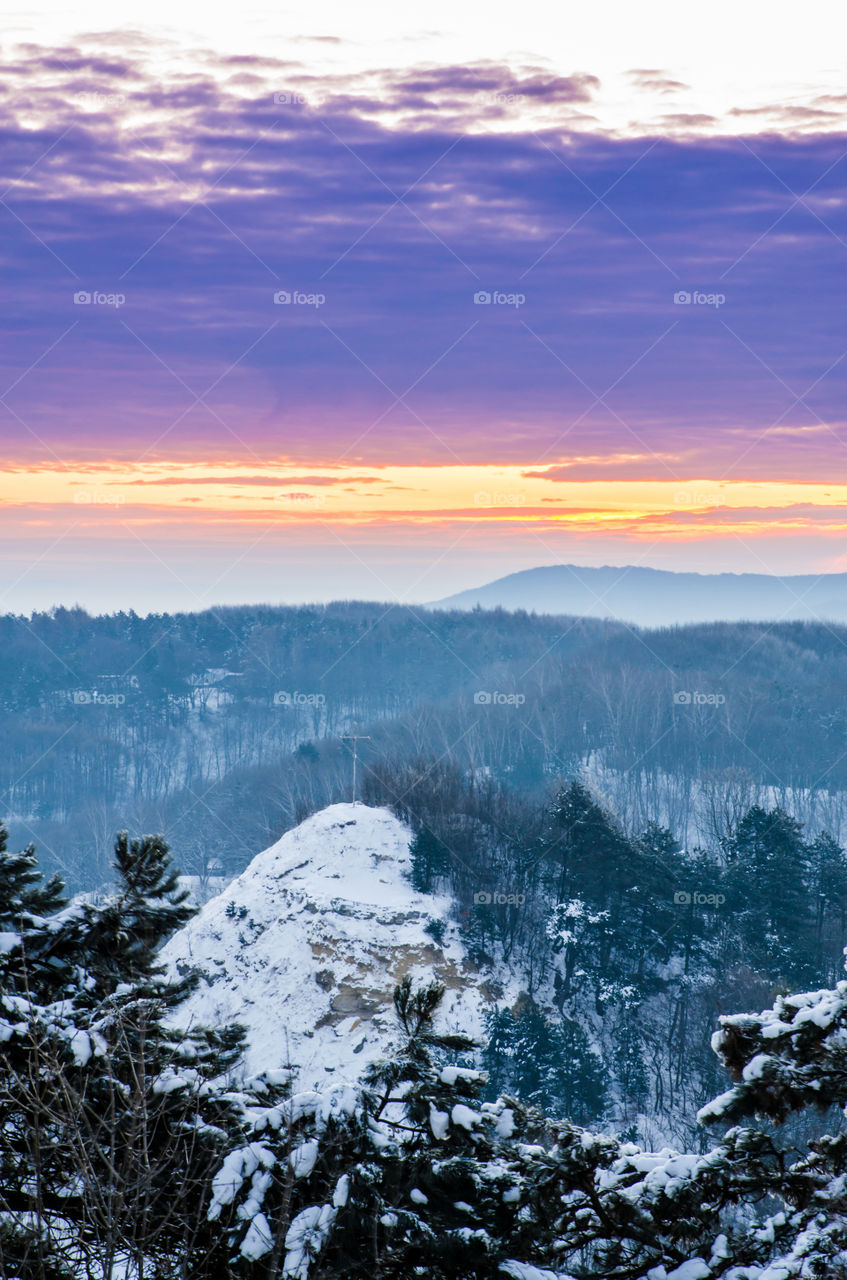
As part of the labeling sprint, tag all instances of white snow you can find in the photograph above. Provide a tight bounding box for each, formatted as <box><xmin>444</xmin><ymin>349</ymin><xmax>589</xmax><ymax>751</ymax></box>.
<box><xmin>499</xmin><ymin>1264</ymin><xmax>561</xmax><ymax>1280</ymax></box>
<box><xmin>161</xmin><ymin>804</ymin><xmax>498</xmax><ymax>1089</ymax></box>
<box><xmin>742</xmin><ymin>1053</ymin><xmax>772</xmax><ymax>1082</ymax></box>
<box><xmin>240</xmin><ymin>1212</ymin><xmax>274</xmax><ymax>1261</ymax></box>
<box><xmin>665</xmin><ymin>1262</ymin><xmax>712</xmax><ymax>1280</ymax></box>
<box><xmin>696</xmin><ymin>1089</ymin><xmax>737</xmax><ymax>1124</ymax></box>
<box><xmin>495</xmin><ymin>1107</ymin><xmax>516</xmax><ymax>1138</ymax></box>
<box><xmin>208</xmin><ymin>1143</ymin><xmax>275</xmax><ymax>1220</ymax></box>
<box><xmin>67</xmin><ymin>1029</ymin><xmax>93</xmax><ymax>1066</ymax></box>
<box><xmin>289</xmin><ymin>1139</ymin><xmax>319</xmax><ymax>1179</ymax></box>
<box><xmin>451</xmin><ymin>1103</ymin><xmax>480</xmax><ymax>1131</ymax></box>
<box><xmin>331</xmin><ymin>1174</ymin><xmax>349</xmax><ymax>1208</ymax></box>
<box><xmin>440</xmin><ymin>1065</ymin><xmax>484</xmax><ymax>1085</ymax></box>
<box><xmin>283</xmin><ymin>1203</ymin><xmax>336</xmax><ymax>1279</ymax></box>
<box><xmin>430</xmin><ymin>1103</ymin><xmax>450</xmax><ymax>1140</ymax></box>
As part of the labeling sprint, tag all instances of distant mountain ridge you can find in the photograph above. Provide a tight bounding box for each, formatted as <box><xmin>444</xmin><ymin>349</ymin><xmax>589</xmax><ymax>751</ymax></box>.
<box><xmin>434</xmin><ymin>564</ymin><xmax>847</xmax><ymax>627</ymax></box>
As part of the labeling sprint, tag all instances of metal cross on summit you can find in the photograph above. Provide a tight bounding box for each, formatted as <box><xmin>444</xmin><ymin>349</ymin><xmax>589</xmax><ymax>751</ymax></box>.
<box><xmin>340</xmin><ymin>724</ymin><xmax>371</xmax><ymax>804</ymax></box>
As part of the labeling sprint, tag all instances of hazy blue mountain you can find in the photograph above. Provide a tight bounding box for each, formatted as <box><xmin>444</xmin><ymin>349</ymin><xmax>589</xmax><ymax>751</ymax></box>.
<box><xmin>434</xmin><ymin>563</ymin><xmax>847</xmax><ymax>626</ymax></box>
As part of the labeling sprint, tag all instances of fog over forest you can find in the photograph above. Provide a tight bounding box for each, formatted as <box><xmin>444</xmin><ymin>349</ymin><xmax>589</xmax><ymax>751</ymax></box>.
<box><xmin>6</xmin><ymin>601</ymin><xmax>847</xmax><ymax>890</ymax></box>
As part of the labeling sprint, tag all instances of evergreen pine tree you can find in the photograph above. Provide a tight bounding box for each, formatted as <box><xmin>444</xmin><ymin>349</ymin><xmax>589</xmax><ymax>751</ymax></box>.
<box><xmin>807</xmin><ymin>829</ymin><xmax>847</xmax><ymax>980</ymax></box>
<box><xmin>482</xmin><ymin>1001</ymin><xmax>606</xmax><ymax>1122</ymax></box>
<box><xmin>614</xmin><ymin>1002</ymin><xmax>650</xmax><ymax>1120</ymax></box>
<box><xmin>726</xmin><ymin>805</ymin><xmax>815</xmax><ymax>982</ymax></box>
<box><xmin>87</xmin><ymin>830</ymin><xmax>197</xmax><ymax>987</ymax></box>
<box><xmin>0</xmin><ymin>828</ymin><xmax>260</xmax><ymax>1279</ymax></box>
<box><xmin>546</xmin><ymin>780</ymin><xmax>631</xmax><ymax>907</ymax></box>
<box><xmin>0</xmin><ymin>826</ymin><xmax>66</xmax><ymax>923</ymax></box>
<box><xmin>408</xmin><ymin>825</ymin><xmax>453</xmax><ymax>894</ymax></box>
<box><xmin>627</xmin><ymin>821</ymin><xmax>683</xmax><ymax>978</ymax></box>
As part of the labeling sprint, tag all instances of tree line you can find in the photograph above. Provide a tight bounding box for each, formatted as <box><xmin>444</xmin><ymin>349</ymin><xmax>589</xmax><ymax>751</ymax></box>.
<box><xmin>6</xmin><ymin>603</ymin><xmax>847</xmax><ymax>897</ymax></box>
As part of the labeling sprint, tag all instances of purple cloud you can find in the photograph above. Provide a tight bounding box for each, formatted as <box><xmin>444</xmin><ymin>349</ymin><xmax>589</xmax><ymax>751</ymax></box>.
<box><xmin>0</xmin><ymin>40</ymin><xmax>845</xmax><ymax>483</ymax></box>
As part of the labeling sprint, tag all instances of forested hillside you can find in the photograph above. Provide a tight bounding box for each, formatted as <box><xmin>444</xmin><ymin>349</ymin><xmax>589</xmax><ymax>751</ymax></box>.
<box><xmin>5</xmin><ymin>603</ymin><xmax>847</xmax><ymax>891</ymax></box>
<box><xmin>363</xmin><ymin>764</ymin><xmax>847</xmax><ymax>1144</ymax></box>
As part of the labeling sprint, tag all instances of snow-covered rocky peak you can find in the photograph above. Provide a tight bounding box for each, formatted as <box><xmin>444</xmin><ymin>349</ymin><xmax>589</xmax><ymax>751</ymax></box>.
<box><xmin>161</xmin><ymin>803</ymin><xmax>497</xmax><ymax>1088</ymax></box>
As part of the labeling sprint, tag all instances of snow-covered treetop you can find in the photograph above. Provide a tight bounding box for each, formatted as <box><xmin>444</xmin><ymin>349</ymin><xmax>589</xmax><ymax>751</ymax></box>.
<box><xmin>699</xmin><ymin>975</ymin><xmax>847</xmax><ymax>1123</ymax></box>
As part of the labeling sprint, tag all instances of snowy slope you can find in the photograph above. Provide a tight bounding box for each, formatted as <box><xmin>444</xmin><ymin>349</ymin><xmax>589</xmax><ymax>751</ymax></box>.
<box><xmin>161</xmin><ymin>804</ymin><xmax>502</xmax><ymax>1088</ymax></box>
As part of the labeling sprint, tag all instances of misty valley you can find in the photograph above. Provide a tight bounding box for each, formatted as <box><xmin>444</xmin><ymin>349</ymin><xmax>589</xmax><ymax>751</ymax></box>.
<box><xmin>2</xmin><ymin>602</ymin><xmax>847</xmax><ymax>1276</ymax></box>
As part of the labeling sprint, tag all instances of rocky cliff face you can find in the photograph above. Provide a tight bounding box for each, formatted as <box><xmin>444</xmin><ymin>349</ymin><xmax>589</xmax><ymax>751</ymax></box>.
<box><xmin>161</xmin><ymin>803</ymin><xmax>505</xmax><ymax>1088</ymax></box>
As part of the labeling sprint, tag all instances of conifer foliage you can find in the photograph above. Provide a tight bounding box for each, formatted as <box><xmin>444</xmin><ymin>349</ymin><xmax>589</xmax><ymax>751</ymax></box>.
<box><xmin>4</xmin><ymin>816</ymin><xmax>847</xmax><ymax>1278</ymax></box>
<box><xmin>482</xmin><ymin>1001</ymin><xmax>606</xmax><ymax>1120</ymax></box>
<box><xmin>206</xmin><ymin>969</ymin><xmax>847</xmax><ymax>1280</ymax></box>
<box><xmin>0</xmin><ymin>825</ymin><xmax>264</xmax><ymax>1280</ymax></box>
<box><xmin>209</xmin><ymin>975</ymin><xmax>542</xmax><ymax>1279</ymax></box>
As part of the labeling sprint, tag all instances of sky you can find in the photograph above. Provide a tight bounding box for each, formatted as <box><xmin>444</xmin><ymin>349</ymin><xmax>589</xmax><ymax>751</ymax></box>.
<box><xmin>2</xmin><ymin>2</ymin><xmax>847</xmax><ymax>612</ymax></box>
